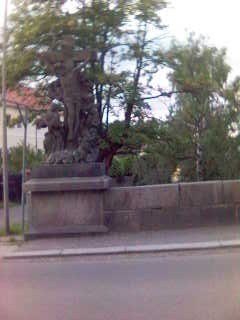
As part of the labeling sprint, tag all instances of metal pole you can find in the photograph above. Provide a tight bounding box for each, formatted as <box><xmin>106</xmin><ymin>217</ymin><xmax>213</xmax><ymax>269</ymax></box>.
<box><xmin>1</xmin><ymin>0</ymin><xmax>10</xmax><ymax>235</ymax></box>
<box><xmin>35</xmin><ymin>124</ymin><xmax>38</xmax><ymax>151</ymax></box>
<box><xmin>21</xmin><ymin>107</ymin><xmax>28</xmax><ymax>234</ymax></box>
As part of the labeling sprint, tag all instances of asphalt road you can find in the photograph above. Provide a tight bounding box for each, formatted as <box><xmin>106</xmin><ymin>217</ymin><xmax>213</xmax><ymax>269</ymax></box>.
<box><xmin>1</xmin><ymin>250</ymin><xmax>240</xmax><ymax>320</ymax></box>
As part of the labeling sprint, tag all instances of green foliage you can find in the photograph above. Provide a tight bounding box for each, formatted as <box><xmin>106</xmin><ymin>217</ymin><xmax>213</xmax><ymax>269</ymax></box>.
<box><xmin>0</xmin><ymin>223</ymin><xmax>23</xmax><ymax>237</ymax></box>
<box><xmin>3</xmin><ymin>0</ymin><xmax>170</xmax><ymax>167</ymax></box>
<box><xmin>109</xmin><ymin>157</ymin><xmax>124</xmax><ymax>178</ymax></box>
<box><xmin>107</xmin><ymin>121</ymin><xmax>127</xmax><ymax>144</ymax></box>
<box><xmin>167</xmin><ymin>34</ymin><xmax>230</xmax><ymax>96</ymax></box>
<box><xmin>201</xmin><ymin>114</ymin><xmax>240</xmax><ymax>180</ymax></box>
<box><xmin>132</xmin><ymin>153</ymin><xmax>173</xmax><ymax>185</ymax></box>
<box><xmin>109</xmin><ymin>156</ymin><xmax>135</xmax><ymax>178</ymax></box>
<box><xmin>5</xmin><ymin>4</ymin><xmax>240</xmax><ymax>182</ymax></box>
<box><xmin>108</xmin><ymin>118</ymin><xmax>177</xmax><ymax>185</ymax></box>
<box><xmin>162</xmin><ymin>35</ymin><xmax>240</xmax><ymax>181</ymax></box>
<box><xmin>121</xmin><ymin>156</ymin><xmax>135</xmax><ymax>176</ymax></box>
<box><xmin>6</xmin><ymin>145</ymin><xmax>44</xmax><ymax>174</ymax></box>
<box><xmin>6</xmin><ymin>0</ymin><xmax>167</xmax><ymax>124</ymax></box>
<box><xmin>100</xmin><ymin>118</ymin><xmax>159</xmax><ymax>159</ymax></box>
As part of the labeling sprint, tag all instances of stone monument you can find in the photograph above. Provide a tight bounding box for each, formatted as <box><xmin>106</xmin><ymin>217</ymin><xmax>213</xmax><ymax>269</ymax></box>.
<box><xmin>24</xmin><ymin>36</ymin><xmax>110</xmax><ymax>239</ymax></box>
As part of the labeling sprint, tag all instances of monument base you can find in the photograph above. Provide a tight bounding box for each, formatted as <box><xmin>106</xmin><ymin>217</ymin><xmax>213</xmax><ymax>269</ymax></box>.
<box><xmin>30</xmin><ymin>162</ymin><xmax>105</xmax><ymax>179</ymax></box>
<box><xmin>25</xmin><ymin>225</ymin><xmax>108</xmax><ymax>240</ymax></box>
<box><xmin>24</xmin><ymin>175</ymin><xmax>111</xmax><ymax>240</ymax></box>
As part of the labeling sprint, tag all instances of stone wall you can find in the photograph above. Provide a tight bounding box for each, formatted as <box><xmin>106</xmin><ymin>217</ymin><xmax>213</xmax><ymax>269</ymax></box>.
<box><xmin>104</xmin><ymin>180</ymin><xmax>240</xmax><ymax>231</ymax></box>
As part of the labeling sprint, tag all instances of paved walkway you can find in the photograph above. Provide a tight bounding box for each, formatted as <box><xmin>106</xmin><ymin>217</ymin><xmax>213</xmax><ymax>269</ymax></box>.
<box><xmin>17</xmin><ymin>224</ymin><xmax>240</xmax><ymax>251</ymax></box>
<box><xmin>1</xmin><ymin>207</ymin><xmax>239</xmax><ymax>252</ymax></box>
<box><xmin>1</xmin><ymin>207</ymin><xmax>240</xmax><ymax>258</ymax></box>
<box><xmin>0</xmin><ymin>244</ymin><xmax>19</xmax><ymax>257</ymax></box>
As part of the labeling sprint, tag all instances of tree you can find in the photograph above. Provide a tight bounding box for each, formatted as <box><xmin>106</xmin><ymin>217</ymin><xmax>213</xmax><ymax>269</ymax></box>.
<box><xmin>165</xmin><ymin>35</ymin><xmax>233</xmax><ymax>180</ymax></box>
<box><xmin>5</xmin><ymin>0</ymin><xmax>168</xmax><ymax>169</ymax></box>
<box><xmin>163</xmin><ymin>35</ymin><xmax>240</xmax><ymax>181</ymax></box>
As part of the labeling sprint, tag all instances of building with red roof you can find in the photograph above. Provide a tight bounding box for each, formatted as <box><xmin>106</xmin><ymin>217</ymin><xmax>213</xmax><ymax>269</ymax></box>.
<box><xmin>6</xmin><ymin>86</ymin><xmax>50</xmax><ymax>111</ymax></box>
<box><xmin>0</xmin><ymin>86</ymin><xmax>49</xmax><ymax>150</ymax></box>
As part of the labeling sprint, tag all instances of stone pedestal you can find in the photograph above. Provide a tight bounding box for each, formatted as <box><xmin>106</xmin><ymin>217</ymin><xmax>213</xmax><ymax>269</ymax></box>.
<box><xmin>24</xmin><ymin>171</ymin><xmax>110</xmax><ymax>239</ymax></box>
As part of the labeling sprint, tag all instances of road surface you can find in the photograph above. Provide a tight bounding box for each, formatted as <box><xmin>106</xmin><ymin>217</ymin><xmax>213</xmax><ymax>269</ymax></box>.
<box><xmin>1</xmin><ymin>250</ymin><xmax>240</xmax><ymax>320</ymax></box>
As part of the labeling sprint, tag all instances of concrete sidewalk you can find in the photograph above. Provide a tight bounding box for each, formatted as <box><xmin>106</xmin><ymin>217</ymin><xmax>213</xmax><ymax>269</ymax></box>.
<box><xmin>0</xmin><ymin>244</ymin><xmax>19</xmax><ymax>257</ymax></box>
<box><xmin>2</xmin><ymin>224</ymin><xmax>240</xmax><ymax>259</ymax></box>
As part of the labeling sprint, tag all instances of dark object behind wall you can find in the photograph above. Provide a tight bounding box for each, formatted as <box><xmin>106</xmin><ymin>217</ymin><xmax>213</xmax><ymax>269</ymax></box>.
<box><xmin>0</xmin><ymin>173</ymin><xmax>22</xmax><ymax>202</ymax></box>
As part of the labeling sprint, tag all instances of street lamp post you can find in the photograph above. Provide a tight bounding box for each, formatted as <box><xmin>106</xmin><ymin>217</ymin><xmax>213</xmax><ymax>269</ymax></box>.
<box><xmin>1</xmin><ymin>0</ymin><xmax>10</xmax><ymax>235</ymax></box>
<box><xmin>21</xmin><ymin>106</ymin><xmax>28</xmax><ymax>234</ymax></box>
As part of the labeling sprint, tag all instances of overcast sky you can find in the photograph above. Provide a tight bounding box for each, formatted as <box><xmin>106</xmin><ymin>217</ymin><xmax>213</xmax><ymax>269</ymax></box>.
<box><xmin>1</xmin><ymin>0</ymin><xmax>240</xmax><ymax>118</ymax></box>
<box><xmin>1</xmin><ymin>0</ymin><xmax>239</xmax><ymax>77</ymax></box>
<box><xmin>162</xmin><ymin>0</ymin><xmax>240</xmax><ymax>79</ymax></box>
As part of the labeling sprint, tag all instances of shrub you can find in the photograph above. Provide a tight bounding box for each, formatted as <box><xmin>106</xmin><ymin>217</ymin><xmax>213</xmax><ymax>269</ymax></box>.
<box><xmin>2</xmin><ymin>144</ymin><xmax>44</xmax><ymax>174</ymax></box>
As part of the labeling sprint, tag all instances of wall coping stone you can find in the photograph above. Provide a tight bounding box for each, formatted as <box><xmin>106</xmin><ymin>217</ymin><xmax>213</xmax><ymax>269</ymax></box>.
<box><xmin>24</xmin><ymin>176</ymin><xmax>111</xmax><ymax>192</ymax></box>
<box><xmin>109</xmin><ymin>183</ymin><xmax>177</xmax><ymax>191</ymax></box>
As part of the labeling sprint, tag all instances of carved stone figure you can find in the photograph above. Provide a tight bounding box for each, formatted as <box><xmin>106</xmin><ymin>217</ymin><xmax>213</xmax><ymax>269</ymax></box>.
<box><xmin>35</xmin><ymin>102</ymin><xmax>64</xmax><ymax>161</ymax></box>
<box><xmin>38</xmin><ymin>36</ymin><xmax>99</xmax><ymax>164</ymax></box>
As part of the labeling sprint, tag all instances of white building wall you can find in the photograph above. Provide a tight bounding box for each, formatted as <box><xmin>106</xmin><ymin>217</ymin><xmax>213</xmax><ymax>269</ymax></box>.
<box><xmin>0</xmin><ymin>106</ymin><xmax>47</xmax><ymax>151</ymax></box>
<box><xmin>6</xmin><ymin>124</ymin><xmax>46</xmax><ymax>150</ymax></box>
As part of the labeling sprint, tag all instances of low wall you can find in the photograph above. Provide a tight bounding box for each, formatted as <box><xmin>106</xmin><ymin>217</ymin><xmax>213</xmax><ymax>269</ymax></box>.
<box><xmin>103</xmin><ymin>180</ymin><xmax>240</xmax><ymax>232</ymax></box>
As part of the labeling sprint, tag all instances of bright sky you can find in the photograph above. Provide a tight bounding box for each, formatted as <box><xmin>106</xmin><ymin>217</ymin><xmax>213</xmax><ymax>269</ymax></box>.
<box><xmin>162</xmin><ymin>0</ymin><xmax>240</xmax><ymax>79</ymax></box>
<box><xmin>1</xmin><ymin>0</ymin><xmax>240</xmax><ymax>77</ymax></box>
<box><xmin>1</xmin><ymin>0</ymin><xmax>240</xmax><ymax>118</ymax></box>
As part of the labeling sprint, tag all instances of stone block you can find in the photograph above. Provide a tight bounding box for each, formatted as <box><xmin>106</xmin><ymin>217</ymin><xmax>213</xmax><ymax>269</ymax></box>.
<box><xmin>175</xmin><ymin>207</ymin><xmax>201</xmax><ymax>227</ymax></box>
<box><xmin>24</xmin><ymin>176</ymin><xmax>110</xmax><ymax>192</ymax></box>
<box><xmin>24</xmin><ymin>175</ymin><xmax>110</xmax><ymax>238</ymax></box>
<box><xmin>200</xmin><ymin>206</ymin><xmax>219</xmax><ymax>225</ymax></box>
<box><xmin>31</xmin><ymin>163</ymin><xmax>106</xmax><ymax>178</ymax></box>
<box><xmin>139</xmin><ymin>208</ymin><xmax>176</xmax><ymax>230</ymax></box>
<box><xmin>104</xmin><ymin>210</ymin><xmax>114</xmax><ymax>229</ymax></box>
<box><xmin>107</xmin><ymin>210</ymin><xmax>140</xmax><ymax>232</ymax></box>
<box><xmin>25</xmin><ymin>225</ymin><xmax>108</xmax><ymax>240</ymax></box>
<box><xmin>104</xmin><ymin>184</ymin><xmax>179</xmax><ymax>211</ymax></box>
<box><xmin>222</xmin><ymin>180</ymin><xmax>240</xmax><ymax>204</ymax></box>
<box><xmin>30</xmin><ymin>190</ymin><xmax>104</xmax><ymax>228</ymax></box>
<box><xmin>151</xmin><ymin>208</ymin><xmax>176</xmax><ymax>228</ymax></box>
<box><xmin>217</xmin><ymin>206</ymin><xmax>235</xmax><ymax>224</ymax></box>
<box><xmin>134</xmin><ymin>184</ymin><xmax>179</xmax><ymax>209</ymax></box>
<box><xmin>179</xmin><ymin>181</ymin><xmax>223</xmax><ymax>207</ymax></box>
<box><xmin>104</xmin><ymin>188</ymin><xmax>135</xmax><ymax>211</ymax></box>
<box><xmin>200</xmin><ymin>205</ymin><xmax>235</xmax><ymax>225</ymax></box>
<box><xmin>138</xmin><ymin>209</ymin><xmax>152</xmax><ymax>230</ymax></box>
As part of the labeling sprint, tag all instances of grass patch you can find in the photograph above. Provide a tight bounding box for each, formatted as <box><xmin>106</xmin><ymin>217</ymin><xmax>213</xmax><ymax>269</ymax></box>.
<box><xmin>0</xmin><ymin>223</ymin><xmax>23</xmax><ymax>237</ymax></box>
<box><xmin>0</xmin><ymin>201</ymin><xmax>20</xmax><ymax>209</ymax></box>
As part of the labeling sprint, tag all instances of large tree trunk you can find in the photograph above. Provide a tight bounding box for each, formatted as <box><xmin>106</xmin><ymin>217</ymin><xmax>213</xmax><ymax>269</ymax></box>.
<box><xmin>196</xmin><ymin>141</ymin><xmax>203</xmax><ymax>181</ymax></box>
<box><xmin>98</xmin><ymin>141</ymin><xmax>123</xmax><ymax>173</ymax></box>
<box><xmin>195</xmin><ymin>126</ymin><xmax>203</xmax><ymax>181</ymax></box>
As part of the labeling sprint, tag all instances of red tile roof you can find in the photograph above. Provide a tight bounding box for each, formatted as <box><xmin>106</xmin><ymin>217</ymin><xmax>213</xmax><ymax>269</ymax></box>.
<box><xmin>6</xmin><ymin>86</ymin><xmax>50</xmax><ymax>111</ymax></box>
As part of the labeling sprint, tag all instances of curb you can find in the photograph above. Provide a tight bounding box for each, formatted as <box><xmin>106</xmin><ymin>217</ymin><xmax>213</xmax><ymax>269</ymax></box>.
<box><xmin>0</xmin><ymin>245</ymin><xmax>20</xmax><ymax>258</ymax></box>
<box><xmin>3</xmin><ymin>239</ymin><xmax>240</xmax><ymax>260</ymax></box>
<box><xmin>0</xmin><ymin>236</ymin><xmax>23</xmax><ymax>245</ymax></box>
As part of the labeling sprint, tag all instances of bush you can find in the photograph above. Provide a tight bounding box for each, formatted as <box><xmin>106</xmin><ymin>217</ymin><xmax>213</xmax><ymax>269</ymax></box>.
<box><xmin>0</xmin><ymin>144</ymin><xmax>45</xmax><ymax>174</ymax></box>
<box><xmin>132</xmin><ymin>154</ymin><xmax>174</xmax><ymax>185</ymax></box>
<box><xmin>121</xmin><ymin>156</ymin><xmax>134</xmax><ymax>176</ymax></box>
<box><xmin>109</xmin><ymin>156</ymin><xmax>135</xmax><ymax>180</ymax></box>
<box><xmin>109</xmin><ymin>157</ymin><xmax>125</xmax><ymax>179</ymax></box>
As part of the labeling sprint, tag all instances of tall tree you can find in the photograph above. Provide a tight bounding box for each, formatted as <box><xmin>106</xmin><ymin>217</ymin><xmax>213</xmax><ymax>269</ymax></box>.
<box><xmin>166</xmin><ymin>35</ymin><xmax>233</xmax><ymax>181</ymax></box>
<box><xmin>4</xmin><ymin>0</ymin><xmax>168</xmax><ymax>168</ymax></box>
